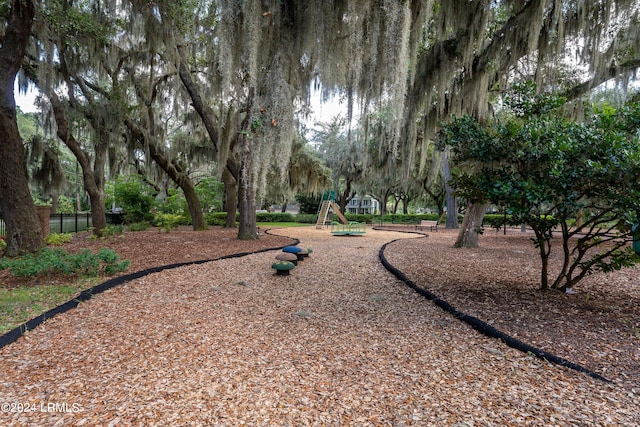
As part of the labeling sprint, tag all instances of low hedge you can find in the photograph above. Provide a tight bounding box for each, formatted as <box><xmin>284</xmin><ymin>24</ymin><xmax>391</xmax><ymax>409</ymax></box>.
<box><xmin>256</xmin><ymin>212</ymin><xmax>295</xmax><ymax>222</ymax></box>
<box><xmin>295</xmin><ymin>214</ymin><xmax>317</xmax><ymax>224</ymax></box>
<box><xmin>373</xmin><ymin>213</ymin><xmax>442</xmax><ymax>224</ymax></box>
<box><xmin>205</xmin><ymin>212</ymin><xmax>302</xmax><ymax>226</ymax></box>
<box><xmin>202</xmin><ymin>211</ymin><xmax>454</xmax><ymax>226</ymax></box>
<box><xmin>483</xmin><ymin>214</ymin><xmax>510</xmax><ymax>230</ymax></box>
<box><xmin>344</xmin><ymin>214</ymin><xmax>376</xmax><ymax>223</ymax></box>
<box><xmin>482</xmin><ymin>214</ymin><xmax>577</xmax><ymax>230</ymax></box>
<box><xmin>205</xmin><ymin>212</ymin><xmax>233</xmax><ymax>226</ymax></box>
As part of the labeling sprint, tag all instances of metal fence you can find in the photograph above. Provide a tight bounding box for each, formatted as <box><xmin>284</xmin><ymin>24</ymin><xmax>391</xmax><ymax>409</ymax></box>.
<box><xmin>0</xmin><ymin>212</ymin><xmax>93</xmax><ymax>236</ymax></box>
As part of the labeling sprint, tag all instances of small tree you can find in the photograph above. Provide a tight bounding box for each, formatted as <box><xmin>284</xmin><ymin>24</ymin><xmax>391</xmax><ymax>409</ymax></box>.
<box><xmin>444</xmin><ymin>87</ymin><xmax>640</xmax><ymax>291</ymax></box>
<box><xmin>295</xmin><ymin>193</ymin><xmax>322</xmax><ymax>215</ymax></box>
<box><xmin>109</xmin><ymin>176</ymin><xmax>156</xmax><ymax>224</ymax></box>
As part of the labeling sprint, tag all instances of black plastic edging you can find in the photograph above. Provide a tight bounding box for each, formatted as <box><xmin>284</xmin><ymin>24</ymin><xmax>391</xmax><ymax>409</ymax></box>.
<box><xmin>379</xmin><ymin>238</ymin><xmax>611</xmax><ymax>383</ymax></box>
<box><xmin>0</xmin><ymin>236</ymin><xmax>299</xmax><ymax>350</ymax></box>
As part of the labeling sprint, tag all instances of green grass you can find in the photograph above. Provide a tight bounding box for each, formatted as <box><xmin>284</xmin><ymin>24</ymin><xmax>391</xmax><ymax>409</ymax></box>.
<box><xmin>0</xmin><ymin>279</ymin><xmax>99</xmax><ymax>334</ymax></box>
<box><xmin>258</xmin><ymin>222</ymin><xmax>311</xmax><ymax>228</ymax></box>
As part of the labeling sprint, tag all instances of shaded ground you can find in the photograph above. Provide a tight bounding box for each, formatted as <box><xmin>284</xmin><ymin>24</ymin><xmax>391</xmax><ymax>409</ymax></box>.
<box><xmin>0</xmin><ymin>227</ymin><xmax>295</xmax><ymax>290</ymax></box>
<box><xmin>381</xmin><ymin>226</ymin><xmax>640</xmax><ymax>392</ymax></box>
<box><xmin>0</xmin><ymin>226</ymin><xmax>638</xmax><ymax>426</ymax></box>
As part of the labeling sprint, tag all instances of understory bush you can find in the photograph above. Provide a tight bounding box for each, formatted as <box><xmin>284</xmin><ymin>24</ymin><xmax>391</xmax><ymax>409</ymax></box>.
<box><xmin>482</xmin><ymin>214</ymin><xmax>576</xmax><ymax>231</ymax></box>
<box><xmin>45</xmin><ymin>233</ymin><xmax>73</xmax><ymax>245</ymax></box>
<box><xmin>294</xmin><ymin>214</ymin><xmax>317</xmax><ymax>223</ymax></box>
<box><xmin>108</xmin><ymin>175</ymin><xmax>155</xmax><ymax>223</ymax></box>
<box><xmin>205</xmin><ymin>212</ymin><xmax>236</xmax><ymax>226</ymax></box>
<box><xmin>371</xmin><ymin>213</ymin><xmax>442</xmax><ymax>224</ymax></box>
<box><xmin>483</xmin><ymin>214</ymin><xmax>511</xmax><ymax>231</ymax></box>
<box><xmin>127</xmin><ymin>221</ymin><xmax>151</xmax><ymax>231</ymax></box>
<box><xmin>342</xmin><ymin>213</ymin><xmax>373</xmax><ymax>223</ymax></box>
<box><xmin>256</xmin><ymin>212</ymin><xmax>295</xmax><ymax>222</ymax></box>
<box><xmin>93</xmin><ymin>224</ymin><xmax>124</xmax><ymax>239</ymax></box>
<box><xmin>153</xmin><ymin>213</ymin><xmax>185</xmax><ymax>231</ymax></box>
<box><xmin>0</xmin><ymin>248</ymin><xmax>130</xmax><ymax>277</ymax></box>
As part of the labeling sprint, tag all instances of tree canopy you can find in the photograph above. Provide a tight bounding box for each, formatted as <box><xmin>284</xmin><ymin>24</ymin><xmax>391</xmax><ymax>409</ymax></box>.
<box><xmin>443</xmin><ymin>84</ymin><xmax>640</xmax><ymax>290</ymax></box>
<box><xmin>1</xmin><ymin>0</ymin><xmax>640</xmax><ymax>252</ymax></box>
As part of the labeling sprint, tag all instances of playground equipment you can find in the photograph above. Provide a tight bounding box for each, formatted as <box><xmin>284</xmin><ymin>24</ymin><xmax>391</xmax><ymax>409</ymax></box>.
<box><xmin>316</xmin><ymin>191</ymin><xmax>366</xmax><ymax>235</ymax></box>
<box><xmin>330</xmin><ymin>221</ymin><xmax>366</xmax><ymax>235</ymax></box>
<box><xmin>315</xmin><ymin>191</ymin><xmax>347</xmax><ymax>229</ymax></box>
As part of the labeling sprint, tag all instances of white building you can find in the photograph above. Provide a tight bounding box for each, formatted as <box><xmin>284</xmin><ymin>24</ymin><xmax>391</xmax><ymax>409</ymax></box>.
<box><xmin>346</xmin><ymin>194</ymin><xmax>379</xmax><ymax>215</ymax></box>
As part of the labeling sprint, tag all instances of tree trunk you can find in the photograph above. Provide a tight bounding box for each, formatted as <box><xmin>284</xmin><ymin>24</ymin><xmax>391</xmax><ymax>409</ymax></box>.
<box><xmin>174</xmin><ymin>42</ymin><xmax>255</xmax><ymax>235</ymax></box>
<box><xmin>183</xmin><ymin>183</ymin><xmax>206</xmax><ymax>230</ymax></box>
<box><xmin>237</xmin><ymin>148</ymin><xmax>258</xmax><ymax>240</ymax></box>
<box><xmin>392</xmin><ymin>196</ymin><xmax>400</xmax><ymax>214</ymax></box>
<box><xmin>281</xmin><ymin>199</ymin><xmax>288</xmax><ymax>213</ymax></box>
<box><xmin>425</xmin><ymin>187</ymin><xmax>446</xmax><ymax>216</ymax></box>
<box><xmin>88</xmin><ymin>190</ymin><xmax>106</xmax><ymax>230</ymax></box>
<box><xmin>46</xmin><ymin>91</ymin><xmax>108</xmax><ymax>236</ymax></box>
<box><xmin>379</xmin><ymin>189</ymin><xmax>391</xmax><ymax>216</ymax></box>
<box><xmin>125</xmin><ymin>118</ymin><xmax>206</xmax><ymax>230</ymax></box>
<box><xmin>442</xmin><ymin>149</ymin><xmax>458</xmax><ymax>229</ymax></box>
<box><xmin>26</xmin><ymin>63</ymin><xmax>109</xmax><ymax>236</ymax></box>
<box><xmin>236</xmin><ymin>86</ymin><xmax>258</xmax><ymax>241</ymax></box>
<box><xmin>0</xmin><ymin>0</ymin><xmax>44</xmax><ymax>256</ymax></box>
<box><xmin>0</xmin><ymin>107</ymin><xmax>43</xmax><ymax>255</ymax></box>
<box><xmin>176</xmin><ymin>44</ymin><xmax>219</xmax><ymax>152</ymax></box>
<box><xmin>50</xmin><ymin>193</ymin><xmax>59</xmax><ymax>214</ymax></box>
<box><xmin>87</xmin><ymin>136</ymin><xmax>108</xmax><ymax>235</ymax></box>
<box><xmin>337</xmin><ymin>180</ymin><xmax>353</xmax><ymax>214</ymax></box>
<box><xmin>379</xmin><ymin>200</ymin><xmax>386</xmax><ymax>216</ymax></box>
<box><xmin>223</xmin><ymin>165</ymin><xmax>238</xmax><ymax>228</ymax></box>
<box><xmin>454</xmin><ymin>202</ymin><xmax>487</xmax><ymax>248</ymax></box>
<box><xmin>530</xmin><ymin>228</ymin><xmax>552</xmax><ymax>291</ymax></box>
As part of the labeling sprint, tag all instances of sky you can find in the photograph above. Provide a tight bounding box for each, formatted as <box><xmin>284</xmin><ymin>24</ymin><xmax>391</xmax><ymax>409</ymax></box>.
<box><xmin>15</xmin><ymin>80</ymin><xmax>39</xmax><ymax>113</ymax></box>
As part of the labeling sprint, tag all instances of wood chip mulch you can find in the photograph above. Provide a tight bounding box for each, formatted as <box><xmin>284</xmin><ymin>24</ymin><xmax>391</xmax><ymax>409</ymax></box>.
<box><xmin>382</xmin><ymin>227</ymin><xmax>640</xmax><ymax>392</ymax></box>
<box><xmin>0</xmin><ymin>226</ymin><xmax>638</xmax><ymax>426</ymax></box>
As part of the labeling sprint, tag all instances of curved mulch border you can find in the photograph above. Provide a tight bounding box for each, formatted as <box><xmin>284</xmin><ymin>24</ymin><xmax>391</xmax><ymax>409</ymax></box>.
<box><xmin>0</xmin><ymin>234</ymin><xmax>298</xmax><ymax>350</ymax></box>
<box><xmin>378</xmin><ymin>235</ymin><xmax>611</xmax><ymax>383</ymax></box>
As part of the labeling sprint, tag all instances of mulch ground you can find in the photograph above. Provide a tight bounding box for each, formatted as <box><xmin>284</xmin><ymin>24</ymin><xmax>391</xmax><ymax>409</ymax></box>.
<box><xmin>381</xmin><ymin>227</ymin><xmax>640</xmax><ymax>392</ymax></box>
<box><xmin>0</xmin><ymin>226</ymin><xmax>638</xmax><ymax>426</ymax></box>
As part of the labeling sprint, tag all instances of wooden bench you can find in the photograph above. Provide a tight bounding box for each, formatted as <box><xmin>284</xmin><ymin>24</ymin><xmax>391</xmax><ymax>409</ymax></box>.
<box><xmin>415</xmin><ymin>220</ymin><xmax>439</xmax><ymax>232</ymax></box>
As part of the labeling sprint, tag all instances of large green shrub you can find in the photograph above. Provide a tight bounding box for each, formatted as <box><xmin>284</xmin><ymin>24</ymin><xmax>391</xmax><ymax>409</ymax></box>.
<box><xmin>153</xmin><ymin>213</ymin><xmax>185</xmax><ymax>231</ymax></box>
<box><xmin>159</xmin><ymin>188</ymin><xmax>185</xmax><ymax>215</ymax></box>
<box><xmin>107</xmin><ymin>175</ymin><xmax>156</xmax><ymax>223</ymax></box>
<box><xmin>205</xmin><ymin>212</ymin><xmax>236</xmax><ymax>226</ymax></box>
<box><xmin>55</xmin><ymin>195</ymin><xmax>77</xmax><ymax>214</ymax></box>
<box><xmin>158</xmin><ymin>177</ymin><xmax>224</xmax><ymax>216</ymax></box>
<box><xmin>444</xmin><ymin>83</ymin><xmax>640</xmax><ymax>290</ymax></box>
<box><xmin>344</xmin><ymin>213</ymin><xmax>375</xmax><ymax>224</ymax></box>
<box><xmin>482</xmin><ymin>214</ymin><xmax>512</xmax><ymax>231</ymax></box>
<box><xmin>295</xmin><ymin>194</ymin><xmax>322</xmax><ymax>214</ymax></box>
<box><xmin>0</xmin><ymin>248</ymin><xmax>130</xmax><ymax>277</ymax></box>
<box><xmin>196</xmin><ymin>177</ymin><xmax>225</xmax><ymax>213</ymax></box>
